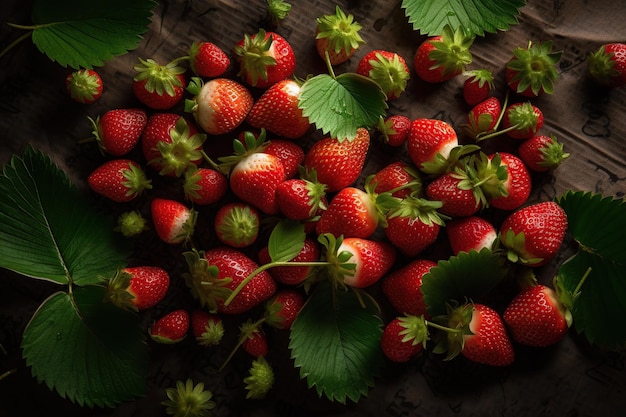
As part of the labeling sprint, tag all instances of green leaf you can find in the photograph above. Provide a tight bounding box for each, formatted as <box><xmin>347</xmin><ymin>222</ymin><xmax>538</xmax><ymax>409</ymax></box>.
<box><xmin>22</xmin><ymin>286</ymin><xmax>149</xmax><ymax>407</ymax></box>
<box><xmin>298</xmin><ymin>73</ymin><xmax>387</xmax><ymax>142</ymax></box>
<box><xmin>421</xmin><ymin>248</ymin><xmax>508</xmax><ymax>317</ymax></box>
<box><xmin>268</xmin><ymin>219</ymin><xmax>306</xmax><ymax>263</ymax></box>
<box><xmin>401</xmin><ymin>0</ymin><xmax>526</xmax><ymax>36</ymax></box>
<box><xmin>556</xmin><ymin>191</ymin><xmax>626</xmax><ymax>348</ymax></box>
<box><xmin>30</xmin><ymin>0</ymin><xmax>158</xmax><ymax>69</ymax></box>
<box><xmin>0</xmin><ymin>146</ymin><xmax>129</xmax><ymax>284</ymax></box>
<box><xmin>289</xmin><ymin>282</ymin><xmax>384</xmax><ymax>403</ymax></box>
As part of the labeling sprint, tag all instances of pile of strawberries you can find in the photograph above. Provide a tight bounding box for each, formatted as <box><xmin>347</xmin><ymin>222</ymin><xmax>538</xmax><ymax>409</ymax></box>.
<box><xmin>67</xmin><ymin>4</ymin><xmax>626</xmax><ymax>410</ymax></box>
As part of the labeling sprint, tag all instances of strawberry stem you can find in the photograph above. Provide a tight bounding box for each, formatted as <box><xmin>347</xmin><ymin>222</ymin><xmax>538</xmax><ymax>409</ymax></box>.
<box><xmin>0</xmin><ymin>30</ymin><xmax>33</xmax><ymax>60</ymax></box>
<box><xmin>218</xmin><ymin>317</ymin><xmax>267</xmax><ymax>372</ymax></box>
<box><xmin>0</xmin><ymin>368</ymin><xmax>17</xmax><ymax>381</ymax></box>
<box><xmin>474</xmin><ymin>91</ymin><xmax>511</xmax><ymax>142</ymax></box>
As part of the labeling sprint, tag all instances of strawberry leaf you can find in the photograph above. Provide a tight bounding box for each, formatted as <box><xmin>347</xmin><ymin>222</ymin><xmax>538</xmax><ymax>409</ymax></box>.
<box><xmin>267</xmin><ymin>219</ymin><xmax>306</xmax><ymax>262</ymax></box>
<box><xmin>298</xmin><ymin>73</ymin><xmax>387</xmax><ymax>142</ymax></box>
<box><xmin>401</xmin><ymin>0</ymin><xmax>525</xmax><ymax>36</ymax></box>
<box><xmin>421</xmin><ymin>248</ymin><xmax>508</xmax><ymax>316</ymax></box>
<box><xmin>555</xmin><ymin>191</ymin><xmax>626</xmax><ymax>348</ymax></box>
<box><xmin>289</xmin><ymin>282</ymin><xmax>384</xmax><ymax>403</ymax></box>
<box><xmin>22</xmin><ymin>287</ymin><xmax>149</xmax><ymax>407</ymax></box>
<box><xmin>29</xmin><ymin>0</ymin><xmax>157</xmax><ymax>69</ymax></box>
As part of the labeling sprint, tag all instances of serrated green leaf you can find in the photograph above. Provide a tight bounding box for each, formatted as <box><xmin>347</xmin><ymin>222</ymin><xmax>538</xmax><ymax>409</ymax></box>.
<box><xmin>556</xmin><ymin>191</ymin><xmax>626</xmax><ymax>348</ymax></box>
<box><xmin>289</xmin><ymin>282</ymin><xmax>384</xmax><ymax>403</ymax></box>
<box><xmin>0</xmin><ymin>146</ymin><xmax>129</xmax><ymax>285</ymax></box>
<box><xmin>401</xmin><ymin>0</ymin><xmax>526</xmax><ymax>36</ymax></box>
<box><xmin>30</xmin><ymin>0</ymin><xmax>157</xmax><ymax>69</ymax></box>
<box><xmin>421</xmin><ymin>248</ymin><xmax>508</xmax><ymax>317</ymax></box>
<box><xmin>22</xmin><ymin>286</ymin><xmax>149</xmax><ymax>407</ymax></box>
<box><xmin>268</xmin><ymin>219</ymin><xmax>306</xmax><ymax>263</ymax></box>
<box><xmin>298</xmin><ymin>73</ymin><xmax>387</xmax><ymax>142</ymax></box>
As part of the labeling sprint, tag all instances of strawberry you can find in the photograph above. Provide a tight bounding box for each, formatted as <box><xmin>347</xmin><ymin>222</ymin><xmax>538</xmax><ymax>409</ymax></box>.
<box><xmin>149</xmin><ymin>309</ymin><xmax>190</xmax><ymax>344</ymax></box>
<box><xmin>314</xmin><ymin>5</ymin><xmax>365</xmax><ymax>65</ymax></box>
<box><xmin>303</xmin><ymin>127</ymin><xmax>370</xmax><ymax>193</ymax></box>
<box><xmin>150</xmin><ymin>197</ymin><xmax>197</xmax><ymax>245</ymax></box>
<box><xmin>183</xmin><ymin>166</ymin><xmax>229</xmax><ymax>205</ymax></box>
<box><xmin>370</xmin><ymin>161</ymin><xmax>422</xmax><ymax>199</ymax></box>
<box><xmin>275</xmin><ymin>177</ymin><xmax>328</xmax><ymax>221</ymax></box>
<box><xmin>425</xmin><ymin>162</ymin><xmax>484</xmax><ymax>218</ymax></box>
<box><xmin>240</xmin><ymin>320</ymin><xmax>269</xmax><ymax>358</ymax></box>
<box><xmin>381</xmin><ymin>315</ymin><xmax>428</xmax><ymax>363</ymax></box>
<box><xmin>264</xmin><ymin>139</ymin><xmax>305</xmax><ymax>179</ymax></box>
<box><xmin>191</xmin><ymin>309</ymin><xmax>224</xmax><ymax>347</ymax></box>
<box><xmin>257</xmin><ymin>237</ymin><xmax>321</xmax><ymax>286</ymax></box>
<box><xmin>87</xmin><ymin>108</ymin><xmax>147</xmax><ymax>156</ymax></box>
<box><xmin>501</xmin><ymin>101</ymin><xmax>544</xmax><ymax>140</ymax></box>
<box><xmin>106</xmin><ymin>266</ymin><xmax>170</xmax><ymax>311</ymax></box>
<box><xmin>587</xmin><ymin>42</ymin><xmax>626</xmax><ymax>88</ymax></box>
<box><xmin>264</xmin><ymin>289</ymin><xmax>305</xmax><ymax>330</ymax></box>
<box><xmin>245</xmin><ymin>79</ymin><xmax>310</xmax><ymax>139</ymax></box>
<box><xmin>356</xmin><ymin>49</ymin><xmax>410</xmax><ymax>100</ymax></box>
<box><xmin>141</xmin><ymin>113</ymin><xmax>206</xmax><ymax>177</ymax></box>
<box><xmin>185</xmin><ymin>77</ymin><xmax>253</xmax><ymax>135</ymax></box>
<box><xmin>446</xmin><ymin>215</ymin><xmax>497</xmax><ymax>255</ymax></box>
<box><xmin>384</xmin><ymin>195</ymin><xmax>447</xmax><ymax>258</ymax></box>
<box><xmin>505</xmin><ymin>40</ymin><xmax>562</xmax><ymax>97</ymax></box>
<box><xmin>188</xmin><ymin>41</ymin><xmax>230</xmax><ymax>78</ymax></box>
<box><xmin>65</xmin><ymin>69</ymin><xmax>103</xmax><ymax>104</ymax></box>
<box><xmin>214</xmin><ymin>202</ymin><xmax>260</xmax><ymax>248</ymax></box>
<box><xmin>462</xmin><ymin>96</ymin><xmax>502</xmax><ymax>141</ymax></box>
<box><xmin>233</xmin><ymin>29</ymin><xmax>296</xmax><ymax>89</ymax></box>
<box><xmin>475</xmin><ymin>152</ymin><xmax>531</xmax><ymax>211</ymax></box>
<box><xmin>87</xmin><ymin>159</ymin><xmax>152</xmax><ymax>203</ymax></box>
<box><xmin>499</xmin><ymin>201</ymin><xmax>568</xmax><ymax>267</ymax></box>
<box><xmin>462</xmin><ymin>69</ymin><xmax>494</xmax><ymax>106</ymax></box>
<box><xmin>503</xmin><ymin>283</ymin><xmax>571</xmax><ymax>347</ymax></box>
<box><xmin>381</xmin><ymin>259</ymin><xmax>437</xmax><ymax>317</ymax></box>
<box><xmin>376</xmin><ymin>114</ymin><xmax>411</xmax><ymax>147</ymax></box>
<box><xmin>413</xmin><ymin>25</ymin><xmax>474</xmax><ymax>83</ymax></box>
<box><xmin>133</xmin><ymin>58</ymin><xmax>186</xmax><ymax>110</ymax></box>
<box><xmin>518</xmin><ymin>134</ymin><xmax>570</xmax><ymax>173</ymax></box>
<box><xmin>218</xmin><ymin>131</ymin><xmax>286</xmax><ymax>215</ymax></box>
<box><xmin>330</xmin><ymin>236</ymin><xmax>397</xmax><ymax>288</ymax></box>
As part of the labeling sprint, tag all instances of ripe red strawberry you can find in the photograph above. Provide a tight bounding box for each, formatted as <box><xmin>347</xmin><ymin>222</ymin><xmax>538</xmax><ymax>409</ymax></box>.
<box><xmin>413</xmin><ymin>26</ymin><xmax>474</xmax><ymax>83</ymax></box>
<box><xmin>333</xmin><ymin>236</ymin><xmax>396</xmax><ymax>288</ymax></box>
<box><xmin>370</xmin><ymin>161</ymin><xmax>422</xmax><ymax>199</ymax></box>
<box><xmin>87</xmin><ymin>159</ymin><xmax>152</xmax><ymax>203</ymax></box>
<box><xmin>149</xmin><ymin>309</ymin><xmax>190</xmax><ymax>344</ymax></box>
<box><xmin>185</xmin><ymin>77</ymin><xmax>253</xmax><ymax>135</ymax></box>
<box><xmin>275</xmin><ymin>177</ymin><xmax>328</xmax><ymax>221</ymax></box>
<box><xmin>462</xmin><ymin>96</ymin><xmax>502</xmax><ymax>141</ymax></box>
<box><xmin>264</xmin><ymin>289</ymin><xmax>305</xmax><ymax>330</ymax></box>
<box><xmin>304</xmin><ymin>127</ymin><xmax>370</xmax><ymax>193</ymax></box>
<box><xmin>314</xmin><ymin>5</ymin><xmax>365</xmax><ymax>65</ymax></box>
<box><xmin>315</xmin><ymin>186</ymin><xmax>378</xmax><ymax>238</ymax></box>
<box><xmin>183</xmin><ymin>166</ymin><xmax>229</xmax><ymax>205</ymax></box>
<box><xmin>191</xmin><ymin>309</ymin><xmax>224</xmax><ymax>347</ymax></box>
<box><xmin>202</xmin><ymin>247</ymin><xmax>277</xmax><ymax>314</ymax></box>
<box><xmin>381</xmin><ymin>315</ymin><xmax>427</xmax><ymax>363</ymax></box>
<box><xmin>246</xmin><ymin>79</ymin><xmax>310</xmax><ymax>139</ymax></box>
<box><xmin>264</xmin><ymin>139</ymin><xmax>305</xmax><ymax>180</ymax></box>
<box><xmin>87</xmin><ymin>108</ymin><xmax>148</xmax><ymax>156</ymax></box>
<box><xmin>481</xmin><ymin>152</ymin><xmax>532</xmax><ymax>211</ymax></box>
<box><xmin>188</xmin><ymin>41</ymin><xmax>230</xmax><ymax>78</ymax></box>
<box><xmin>106</xmin><ymin>266</ymin><xmax>170</xmax><ymax>311</ymax></box>
<box><xmin>141</xmin><ymin>113</ymin><xmax>206</xmax><ymax>177</ymax></box>
<box><xmin>65</xmin><ymin>69</ymin><xmax>103</xmax><ymax>104</ymax></box>
<box><xmin>384</xmin><ymin>196</ymin><xmax>447</xmax><ymax>258</ymax></box>
<box><xmin>518</xmin><ymin>134</ymin><xmax>570</xmax><ymax>172</ymax></box>
<box><xmin>151</xmin><ymin>197</ymin><xmax>197</xmax><ymax>245</ymax></box>
<box><xmin>381</xmin><ymin>259</ymin><xmax>437</xmax><ymax>317</ymax></box>
<box><xmin>214</xmin><ymin>202</ymin><xmax>260</xmax><ymax>248</ymax></box>
<box><xmin>376</xmin><ymin>114</ymin><xmax>412</xmax><ymax>147</ymax></box>
<box><xmin>133</xmin><ymin>58</ymin><xmax>186</xmax><ymax>110</ymax></box>
<box><xmin>356</xmin><ymin>49</ymin><xmax>410</xmax><ymax>100</ymax></box>
<box><xmin>234</xmin><ymin>29</ymin><xmax>296</xmax><ymax>89</ymax></box>
<box><xmin>587</xmin><ymin>42</ymin><xmax>626</xmax><ymax>88</ymax></box>
<box><xmin>240</xmin><ymin>321</ymin><xmax>269</xmax><ymax>358</ymax></box>
<box><xmin>425</xmin><ymin>162</ymin><xmax>484</xmax><ymax>218</ymax></box>
<box><xmin>503</xmin><ymin>283</ymin><xmax>571</xmax><ymax>347</ymax></box>
<box><xmin>258</xmin><ymin>237</ymin><xmax>321</xmax><ymax>286</ymax></box>
<box><xmin>499</xmin><ymin>201</ymin><xmax>568</xmax><ymax>267</ymax></box>
<box><xmin>501</xmin><ymin>101</ymin><xmax>544</xmax><ymax>140</ymax></box>
<box><xmin>462</xmin><ymin>69</ymin><xmax>494</xmax><ymax>106</ymax></box>
<box><xmin>446</xmin><ymin>215</ymin><xmax>497</xmax><ymax>255</ymax></box>
<box><xmin>506</xmin><ymin>40</ymin><xmax>562</xmax><ymax>97</ymax></box>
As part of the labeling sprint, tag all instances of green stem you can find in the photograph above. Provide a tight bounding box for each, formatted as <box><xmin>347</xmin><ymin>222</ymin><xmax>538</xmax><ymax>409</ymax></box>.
<box><xmin>0</xmin><ymin>30</ymin><xmax>32</xmax><ymax>61</ymax></box>
<box><xmin>425</xmin><ymin>319</ymin><xmax>462</xmax><ymax>334</ymax></box>
<box><xmin>573</xmin><ymin>266</ymin><xmax>592</xmax><ymax>295</ymax></box>
<box><xmin>218</xmin><ymin>317</ymin><xmax>267</xmax><ymax>372</ymax></box>
<box><xmin>0</xmin><ymin>368</ymin><xmax>17</xmax><ymax>381</ymax></box>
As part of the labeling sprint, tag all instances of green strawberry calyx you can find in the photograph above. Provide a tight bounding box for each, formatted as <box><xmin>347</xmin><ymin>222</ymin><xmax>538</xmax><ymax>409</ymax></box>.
<box><xmin>587</xmin><ymin>45</ymin><xmax>622</xmax><ymax>85</ymax></box>
<box><xmin>428</xmin><ymin>25</ymin><xmax>475</xmax><ymax>77</ymax></box>
<box><xmin>315</xmin><ymin>5</ymin><xmax>365</xmax><ymax>54</ymax></box>
<box><xmin>66</xmin><ymin>69</ymin><xmax>102</xmax><ymax>103</ymax></box>
<box><xmin>244</xmin><ymin>356</ymin><xmax>275</xmax><ymax>399</ymax></box>
<box><xmin>121</xmin><ymin>161</ymin><xmax>153</xmax><ymax>196</ymax></box>
<box><xmin>181</xmin><ymin>249</ymin><xmax>233</xmax><ymax>312</ymax></box>
<box><xmin>150</xmin><ymin>117</ymin><xmax>207</xmax><ymax>177</ymax></box>
<box><xmin>114</xmin><ymin>210</ymin><xmax>149</xmax><ymax>238</ymax></box>
<box><xmin>133</xmin><ymin>57</ymin><xmax>185</xmax><ymax>96</ymax></box>
<box><xmin>162</xmin><ymin>379</ymin><xmax>216</xmax><ymax>417</ymax></box>
<box><xmin>233</xmin><ymin>28</ymin><xmax>277</xmax><ymax>86</ymax></box>
<box><xmin>216</xmin><ymin>204</ymin><xmax>260</xmax><ymax>247</ymax></box>
<box><xmin>537</xmin><ymin>135</ymin><xmax>571</xmax><ymax>169</ymax></box>
<box><xmin>216</xmin><ymin>129</ymin><xmax>270</xmax><ymax>176</ymax></box>
<box><xmin>507</xmin><ymin>40</ymin><xmax>562</xmax><ymax>95</ymax></box>
<box><xmin>366</xmin><ymin>52</ymin><xmax>410</xmax><ymax>99</ymax></box>
<box><xmin>473</xmin><ymin>152</ymin><xmax>509</xmax><ymax>202</ymax></box>
<box><xmin>104</xmin><ymin>269</ymin><xmax>137</xmax><ymax>311</ymax></box>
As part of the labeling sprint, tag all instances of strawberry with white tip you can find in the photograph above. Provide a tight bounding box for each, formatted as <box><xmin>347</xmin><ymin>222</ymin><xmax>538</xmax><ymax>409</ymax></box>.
<box><xmin>151</xmin><ymin>198</ymin><xmax>197</xmax><ymax>245</ymax></box>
